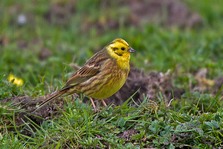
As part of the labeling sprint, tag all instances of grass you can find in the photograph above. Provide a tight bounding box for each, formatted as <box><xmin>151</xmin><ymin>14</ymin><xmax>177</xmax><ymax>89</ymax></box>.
<box><xmin>1</xmin><ymin>0</ymin><xmax>223</xmax><ymax>148</ymax></box>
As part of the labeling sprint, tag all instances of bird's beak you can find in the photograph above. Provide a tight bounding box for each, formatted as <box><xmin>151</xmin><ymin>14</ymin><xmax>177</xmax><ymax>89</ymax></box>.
<box><xmin>128</xmin><ymin>47</ymin><xmax>135</xmax><ymax>53</ymax></box>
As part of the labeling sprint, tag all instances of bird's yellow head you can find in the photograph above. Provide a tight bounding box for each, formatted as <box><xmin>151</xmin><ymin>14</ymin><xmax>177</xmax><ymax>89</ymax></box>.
<box><xmin>107</xmin><ymin>38</ymin><xmax>135</xmax><ymax>57</ymax></box>
<box><xmin>106</xmin><ymin>38</ymin><xmax>135</xmax><ymax>69</ymax></box>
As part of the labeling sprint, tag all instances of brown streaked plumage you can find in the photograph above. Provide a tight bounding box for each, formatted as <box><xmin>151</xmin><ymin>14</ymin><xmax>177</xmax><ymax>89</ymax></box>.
<box><xmin>35</xmin><ymin>38</ymin><xmax>135</xmax><ymax>111</ymax></box>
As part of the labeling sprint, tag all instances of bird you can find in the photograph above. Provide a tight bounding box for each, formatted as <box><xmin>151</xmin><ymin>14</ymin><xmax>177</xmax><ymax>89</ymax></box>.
<box><xmin>35</xmin><ymin>38</ymin><xmax>135</xmax><ymax>111</ymax></box>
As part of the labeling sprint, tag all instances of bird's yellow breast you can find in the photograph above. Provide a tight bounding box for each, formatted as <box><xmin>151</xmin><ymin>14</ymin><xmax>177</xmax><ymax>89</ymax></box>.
<box><xmin>89</xmin><ymin>67</ymin><xmax>128</xmax><ymax>99</ymax></box>
<box><xmin>82</xmin><ymin>59</ymin><xmax>129</xmax><ymax>99</ymax></box>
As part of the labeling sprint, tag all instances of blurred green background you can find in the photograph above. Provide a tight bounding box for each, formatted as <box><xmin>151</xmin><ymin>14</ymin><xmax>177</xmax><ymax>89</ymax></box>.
<box><xmin>1</xmin><ymin>0</ymin><xmax>223</xmax><ymax>148</ymax></box>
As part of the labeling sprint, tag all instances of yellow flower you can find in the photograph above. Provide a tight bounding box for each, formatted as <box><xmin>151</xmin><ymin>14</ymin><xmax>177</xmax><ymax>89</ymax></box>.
<box><xmin>8</xmin><ymin>74</ymin><xmax>24</xmax><ymax>86</ymax></box>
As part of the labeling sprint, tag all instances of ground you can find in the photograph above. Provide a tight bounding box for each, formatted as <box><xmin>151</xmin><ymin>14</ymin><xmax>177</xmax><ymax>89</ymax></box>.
<box><xmin>0</xmin><ymin>0</ymin><xmax>223</xmax><ymax>148</ymax></box>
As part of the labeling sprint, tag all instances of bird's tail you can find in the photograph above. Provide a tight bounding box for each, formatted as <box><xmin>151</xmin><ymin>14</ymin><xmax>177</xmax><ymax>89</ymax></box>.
<box><xmin>34</xmin><ymin>89</ymin><xmax>67</xmax><ymax>112</ymax></box>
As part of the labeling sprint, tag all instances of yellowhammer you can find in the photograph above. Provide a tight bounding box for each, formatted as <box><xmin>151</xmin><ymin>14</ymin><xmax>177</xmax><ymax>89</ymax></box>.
<box><xmin>36</xmin><ymin>38</ymin><xmax>135</xmax><ymax>111</ymax></box>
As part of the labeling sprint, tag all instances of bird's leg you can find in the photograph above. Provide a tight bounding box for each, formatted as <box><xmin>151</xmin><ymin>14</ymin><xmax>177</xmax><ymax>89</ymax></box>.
<box><xmin>90</xmin><ymin>98</ymin><xmax>97</xmax><ymax>112</ymax></box>
<box><xmin>101</xmin><ymin>99</ymin><xmax>107</xmax><ymax>107</ymax></box>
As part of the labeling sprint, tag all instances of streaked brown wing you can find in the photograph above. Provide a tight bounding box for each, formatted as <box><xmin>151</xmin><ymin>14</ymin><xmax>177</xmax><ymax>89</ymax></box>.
<box><xmin>62</xmin><ymin>49</ymin><xmax>109</xmax><ymax>89</ymax></box>
<box><xmin>65</xmin><ymin>65</ymin><xmax>100</xmax><ymax>86</ymax></box>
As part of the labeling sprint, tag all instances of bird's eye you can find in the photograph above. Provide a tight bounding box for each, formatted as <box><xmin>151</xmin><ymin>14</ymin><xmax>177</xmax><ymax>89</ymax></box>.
<box><xmin>121</xmin><ymin>47</ymin><xmax>125</xmax><ymax>51</ymax></box>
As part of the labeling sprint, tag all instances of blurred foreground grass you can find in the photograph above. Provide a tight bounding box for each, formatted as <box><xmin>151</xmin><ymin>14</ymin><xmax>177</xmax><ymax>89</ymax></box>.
<box><xmin>1</xmin><ymin>0</ymin><xmax>223</xmax><ymax>148</ymax></box>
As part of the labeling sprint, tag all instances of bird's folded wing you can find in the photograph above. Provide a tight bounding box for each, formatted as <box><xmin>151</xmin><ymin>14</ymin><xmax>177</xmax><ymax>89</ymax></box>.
<box><xmin>62</xmin><ymin>50</ymin><xmax>109</xmax><ymax>90</ymax></box>
<box><xmin>63</xmin><ymin>64</ymin><xmax>100</xmax><ymax>89</ymax></box>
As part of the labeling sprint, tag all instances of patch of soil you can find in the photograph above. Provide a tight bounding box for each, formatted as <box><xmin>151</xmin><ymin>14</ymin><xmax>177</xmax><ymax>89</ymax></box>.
<box><xmin>1</xmin><ymin>94</ymin><xmax>71</xmax><ymax>136</ymax></box>
<box><xmin>106</xmin><ymin>66</ymin><xmax>184</xmax><ymax>106</ymax></box>
<box><xmin>2</xmin><ymin>95</ymin><xmax>66</xmax><ymax>132</ymax></box>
